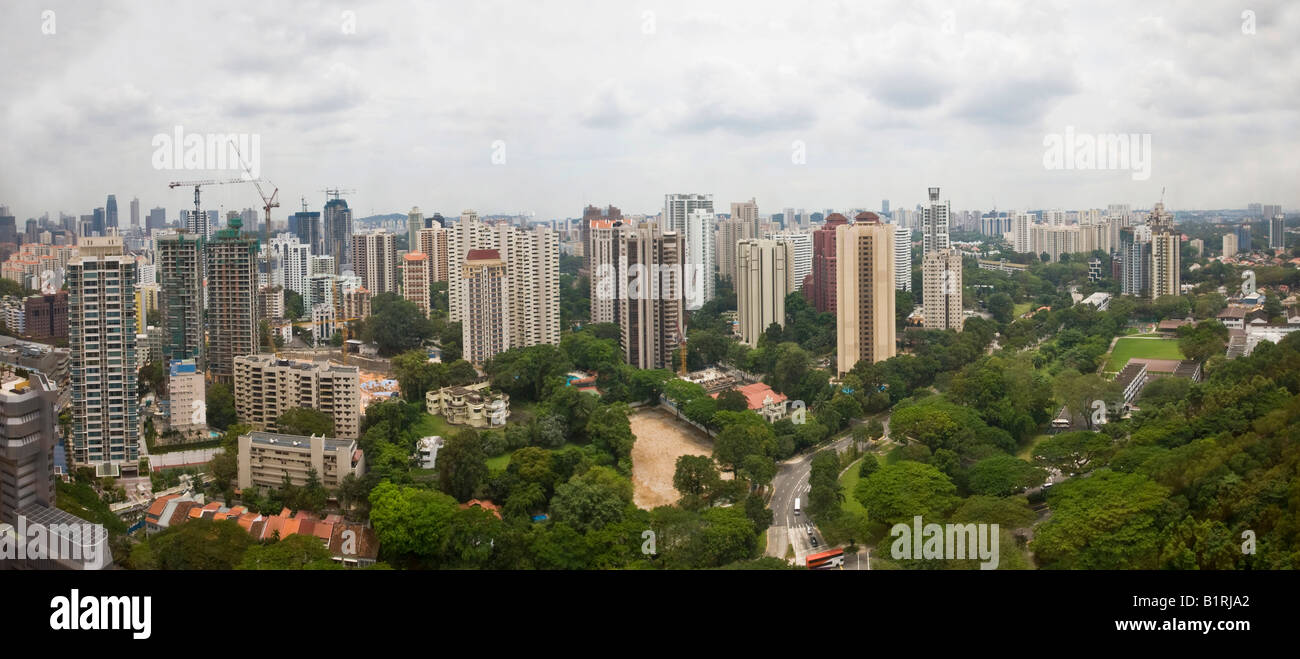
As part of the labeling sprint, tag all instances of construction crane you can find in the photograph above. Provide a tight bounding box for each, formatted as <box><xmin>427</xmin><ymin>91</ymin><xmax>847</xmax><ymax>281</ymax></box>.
<box><xmin>228</xmin><ymin>140</ymin><xmax>278</xmax><ymax>246</ymax></box>
<box><xmin>168</xmin><ymin>178</ymin><xmax>254</xmax><ymax>227</ymax></box>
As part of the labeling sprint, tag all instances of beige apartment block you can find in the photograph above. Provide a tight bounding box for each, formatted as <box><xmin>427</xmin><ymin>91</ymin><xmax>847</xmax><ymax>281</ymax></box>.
<box><xmin>232</xmin><ymin>354</ymin><xmax>361</xmax><ymax>439</ymax></box>
<box><xmin>835</xmin><ymin>218</ymin><xmax>896</xmax><ymax>376</ymax></box>
<box><xmin>237</xmin><ymin>431</ymin><xmax>365</xmax><ymax>490</ymax></box>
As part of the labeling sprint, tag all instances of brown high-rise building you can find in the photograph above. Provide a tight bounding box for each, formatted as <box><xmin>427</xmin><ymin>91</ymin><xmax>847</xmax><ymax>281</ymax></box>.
<box><xmin>618</xmin><ymin>223</ymin><xmax>685</xmax><ymax>371</ymax></box>
<box><xmin>835</xmin><ymin>214</ymin><xmax>896</xmax><ymax>376</ymax></box>
<box><xmin>807</xmin><ymin>212</ymin><xmax>849</xmax><ymax>313</ymax></box>
<box><xmin>23</xmin><ymin>290</ymin><xmax>68</xmax><ymax>340</ymax></box>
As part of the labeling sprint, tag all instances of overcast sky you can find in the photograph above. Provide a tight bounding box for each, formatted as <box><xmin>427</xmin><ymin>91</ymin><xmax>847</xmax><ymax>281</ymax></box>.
<box><xmin>1</xmin><ymin>0</ymin><xmax>1296</xmax><ymax>224</ymax></box>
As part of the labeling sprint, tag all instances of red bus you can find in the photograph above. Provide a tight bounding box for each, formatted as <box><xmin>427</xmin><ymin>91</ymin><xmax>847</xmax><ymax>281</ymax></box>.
<box><xmin>805</xmin><ymin>547</ymin><xmax>845</xmax><ymax>569</ymax></box>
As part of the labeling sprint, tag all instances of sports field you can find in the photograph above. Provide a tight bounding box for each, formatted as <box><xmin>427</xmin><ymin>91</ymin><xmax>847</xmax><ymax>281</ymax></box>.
<box><xmin>1104</xmin><ymin>337</ymin><xmax>1185</xmax><ymax>373</ymax></box>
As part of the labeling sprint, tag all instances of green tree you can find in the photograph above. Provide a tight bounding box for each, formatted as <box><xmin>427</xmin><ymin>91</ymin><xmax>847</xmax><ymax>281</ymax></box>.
<box><xmin>1032</xmin><ymin>470</ymin><xmax>1169</xmax><ymax>569</ymax></box>
<box><xmin>275</xmin><ymin>407</ymin><xmax>335</xmax><ymax>437</ymax></box>
<box><xmin>438</xmin><ymin>429</ymin><xmax>489</xmax><ymax>501</ymax></box>
<box><xmin>673</xmin><ymin>455</ymin><xmax>721</xmax><ymax>505</ymax></box>
<box><xmin>364</xmin><ymin>293</ymin><xmax>435</xmax><ymax>356</ymax></box>
<box><xmin>854</xmin><ymin>461</ymin><xmax>958</xmax><ymax>526</ymax></box>
<box><xmin>988</xmin><ymin>292</ymin><xmax>1014</xmax><ymax>324</ymax></box>
<box><xmin>206</xmin><ymin>382</ymin><xmax>237</xmax><ymax>431</ymax></box>
<box><xmin>237</xmin><ymin>533</ymin><xmax>335</xmax><ymax>569</ymax></box>
<box><xmin>548</xmin><ymin>466</ymin><xmax>633</xmax><ymax>533</ymax></box>
<box><xmin>968</xmin><ymin>455</ymin><xmax>1046</xmax><ymax>496</ymax></box>
<box><xmin>1177</xmin><ymin>319</ymin><xmax>1229</xmax><ymax>364</ymax></box>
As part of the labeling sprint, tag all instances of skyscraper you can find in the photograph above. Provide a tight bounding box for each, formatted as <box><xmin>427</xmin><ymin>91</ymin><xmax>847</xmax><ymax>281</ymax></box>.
<box><xmin>462</xmin><ymin>249</ymin><xmax>509</xmax><ymax>364</ymax></box>
<box><xmin>351</xmin><ymin>230</ymin><xmax>400</xmax><ymax>295</ymax></box>
<box><xmin>1120</xmin><ymin>225</ymin><xmax>1152</xmax><ymax>297</ymax></box>
<box><xmin>588</xmin><ymin>219</ymin><xmax>624</xmax><ymax>324</ymax></box>
<box><xmin>619</xmin><ymin>223</ymin><xmax>685</xmax><ymax>371</ymax></box>
<box><xmin>836</xmin><ymin>215</ymin><xmax>896</xmax><ymax>376</ymax></box>
<box><xmin>1148</xmin><ymin>202</ymin><xmax>1180</xmax><ymax>300</ymax></box>
<box><xmin>323</xmin><ymin>193</ymin><xmax>353</xmax><ymax>274</ymax></box>
<box><xmin>129</xmin><ymin>197</ymin><xmax>139</xmax><ymax>231</ymax></box>
<box><xmin>893</xmin><ymin>216</ymin><xmax>912</xmax><ymax>292</ymax></box>
<box><xmin>765</xmin><ymin>230</ymin><xmax>812</xmax><ymax>293</ymax></box>
<box><xmin>922</xmin><ymin>249</ymin><xmax>964</xmax><ymax>330</ymax></box>
<box><xmin>715</xmin><ymin>218</ymin><xmax>754</xmax><ymax>283</ymax></box>
<box><xmin>730</xmin><ymin>198</ymin><xmax>760</xmax><ymax>237</ymax></box>
<box><xmin>1236</xmin><ymin>223</ymin><xmax>1252</xmax><ymax>252</ymax></box>
<box><xmin>684</xmin><ymin>209</ymin><xmax>716</xmax><ymax>309</ymax></box>
<box><xmin>663</xmin><ymin>193</ymin><xmax>713</xmax><ymax>236</ymax></box>
<box><xmin>147</xmin><ymin>207</ymin><xmax>166</xmax><ymax>234</ymax></box>
<box><xmin>807</xmin><ymin>212</ymin><xmax>848</xmax><ymax>312</ymax></box>
<box><xmin>105</xmin><ymin>195</ymin><xmax>118</xmax><ymax>231</ymax></box>
<box><xmin>1013</xmin><ymin>212</ymin><xmax>1032</xmax><ymax>254</ymax></box>
<box><xmin>206</xmin><ymin>218</ymin><xmax>259</xmax><ymax>384</ymax></box>
<box><xmin>407</xmin><ymin>207</ymin><xmax>424</xmax><ymax>253</ymax></box>
<box><xmin>156</xmin><ymin>231</ymin><xmax>205</xmax><ymax>367</ymax></box>
<box><xmin>736</xmin><ymin>239</ymin><xmax>790</xmax><ymax>347</ymax></box>
<box><xmin>68</xmin><ymin>236</ymin><xmax>139</xmax><ymax>476</ymax></box>
<box><xmin>0</xmin><ymin>373</ymin><xmax>59</xmax><ymax>524</ymax></box>
<box><xmin>1269</xmin><ymin>214</ymin><xmax>1285</xmax><ymax>250</ymax></box>
<box><xmin>289</xmin><ymin>208</ymin><xmax>323</xmax><ymax>255</ymax></box>
<box><xmin>266</xmin><ymin>234</ymin><xmax>311</xmax><ymax>296</ymax></box>
<box><xmin>922</xmin><ymin>187</ymin><xmax>950</xmax><ymax>255</ymax></box>
<box><xmin>418</xmin><ymin>226</ymin><xmax>449</xmax><ymax>283</ymax></box>
<box><xmin>403</xmin><ymin>252</ymin><xmax>430</xmax><ymax>315</ymax></box>
<box><xmin>448</xmin><ymin>215</ymin><xmax>559</xmax><ymax>350</ymax></box>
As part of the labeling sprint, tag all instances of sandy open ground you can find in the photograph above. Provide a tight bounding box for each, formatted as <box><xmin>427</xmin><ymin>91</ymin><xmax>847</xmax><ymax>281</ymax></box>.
<box><xmin>629</xmin><ymin>407</ymin><xmax>716</xmax><ymax>509</ymax></box>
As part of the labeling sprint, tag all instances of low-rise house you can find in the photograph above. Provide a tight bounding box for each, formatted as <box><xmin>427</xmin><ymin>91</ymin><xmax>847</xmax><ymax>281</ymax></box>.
<box><xmin>426</xmin><ymin>381</ymin><xmax>508</xmax><ymax>428</ymax></box>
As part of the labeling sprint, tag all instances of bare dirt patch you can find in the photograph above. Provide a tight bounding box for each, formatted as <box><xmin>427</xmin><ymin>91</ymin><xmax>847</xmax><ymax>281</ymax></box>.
<box><xmin>629</xmin><ymin>407</ymin><xmax>716</xmax><ymax>510</ymax></box>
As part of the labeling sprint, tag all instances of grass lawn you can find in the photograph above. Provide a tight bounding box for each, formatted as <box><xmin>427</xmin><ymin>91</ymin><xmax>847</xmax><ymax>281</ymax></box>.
<box><xmin>838</xmin><ymin>460</ymin><xmax>868</xmax><ymax>516</ymax></box>
<box><xmin>1016</xmin><ymin>434</ymin><xmax>1050</xmax><ymax>460</ymax></box>
<box><xmin>410</xmin><ymin>412</ymin><xmax>455</xmax><ymax>439</ymax></box>
<box><xmin>1012</xmin><ymin>302</ymin><xmax>1033</xmax><ymax>317</ymax></box>
<box><xmin>1105</xmin><ymin>337</ymin><xmax>1185</xmax><ymax>372</ymax></box>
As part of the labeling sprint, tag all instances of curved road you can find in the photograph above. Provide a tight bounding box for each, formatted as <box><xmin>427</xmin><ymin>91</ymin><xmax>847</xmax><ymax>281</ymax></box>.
<box><xmin>766</xmin><ymin>414</ymin><xmax>891</xmax><ymax>566</ymax></box>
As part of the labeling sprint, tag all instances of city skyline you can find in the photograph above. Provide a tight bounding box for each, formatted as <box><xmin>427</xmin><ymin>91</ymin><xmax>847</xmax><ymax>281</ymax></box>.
<box><xmin>2</xmin><ymin>1</ymin><xmax>1298</xmax><ymax>221</ymax></box>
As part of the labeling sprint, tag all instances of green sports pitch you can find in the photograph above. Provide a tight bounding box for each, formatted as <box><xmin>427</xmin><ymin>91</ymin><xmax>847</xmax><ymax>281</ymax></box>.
<box><xmin>1104</xmin><ymin>337</ymin><xmax>1186</xmax><ymax>373</ymax></box>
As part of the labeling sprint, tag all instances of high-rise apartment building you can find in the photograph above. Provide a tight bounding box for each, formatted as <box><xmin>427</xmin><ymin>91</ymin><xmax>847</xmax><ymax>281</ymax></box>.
<box><xmin>730</xmin><ymin>198</ymin><xmax>760</xmax><ymax>237</ymax></box>
<box><xmin>835</xmin><ymin>215</ymin><xmax>896</xmax><ymax>376</ymax></box>
<box><xmin>403</xmin><ymin>252</ymin><xmax>430</xmax><ymax>315</ymax></box>
<box><xmin>1013</xmin><ymin>212</ymin><xmax>1032</xmax><ymax>254</ymax></box>
<box><xmin>922</xmin><ymin>249</ymin><xmax>964</xmax><ymax>331</ymax></box>
<box><xmin>1270</xmin><ymin>214</ymin><xmax>1285</xmax><ymax>249</ymax></box>
<box><xmin>206</xmin><ymin>219</ymin><xmax>259</xmax><ymax>384</ymax></box>
<box><xmin>0</xmin><ymin>373</ymin><xmax>59</xmax><ymax>524</ymax></box>
<box><xmin>807</xmin><ymin>213</ymin><xmax>849</xmax><ymax>312</ymax></box>
<box><xmin>147</xmin><ymin>207</ymin><xmax>166</xmax><ymax>234</ymax></box>
<box><xmin>418</xmin><ymin>226</ymin><xmax>449</xmax><ymax>283</ymax></box>
<box><xmin>351</xmin><ymin>230</ymin><xmax>399</xmax><ymax>295</ymax></box>
<box><xmin>155</xmin><ymin>231</ymin><xmax>205</xmax><ymax>367</ymax></box>
<box><xmin>448</xmin><ymin>216</ymin><xmax>559</xmax><ymax>350</ymax></box>
<box><xmin>323</xmin><ymin>194</ymin><xmax>353</xmax><ymax>273</ymax></box>
<box><xmin>461</xmin><ymin>249</ymin><xmax>509</xmax><ymax>364</ymax></box>
<box><xmin>233</xmin><ymin>355</ymin><xmax>361</xmax><ymax>439</ymax></box>
<box><xmin>619</xmin><ymin>223</ymin><xmax>685</xmax><ymax>370</ymax></box>
<box><xmin>684</xmin><ymin>209</ymin><xmax>716</xmax><ymax>309</ymax></box>
<box><xmin>289</xmin><ymin>208</ymin><xmax>324</xmax><ymax>255</ymax></box>
<box><xmin>1222</xmin><ymin>232</ymin><xmax>1238</xmax><ymax>257</ymax></box>
<box><xmin>736</xmin><ymin>239</ymin><xmax>790</xmax><ymax>347</ymax></box>
<box><xmin>1119</xmin><ymin>225</ymin><xmax>1152</xmax><ymax>297</ymax></box>
<box><xmin>589</xmin><ymin>219</ymin><xmax>624</xmax><ymax>324</ymax></box>
<box><xmin>1148</xmin><ymin>202</ymin><xmax>1179</xmax><ymax>300</ymax></box>
<box><xmin>892</xmin><ymin>216</ymin><xmax>912</xmax><ymax>292</ymax></box>
<box><xmin>266</xmin><ymin>234</ymin><xmax>311</xmax><ymax>296</ymax></box>
<box><xmin>407</xmin><ymin>207</ymin><xmax>424</xmax><ymax>252</ymax></box>
<box><xmin>67</xmin><ymin>236</ymin><xmax>139</xmax><ymax>476</ymax></box>
<box><xmin>764</xmin><ymin>231</ymin><xmax>812</xmax><ymax>293</ymax></box>
<box><xmin>129</xmin><ymin>197</ymin><xmax>139</xmax><ymax>231</ymax></box>
<box><xmin>663</xmin><ymin>193</ymin><xmax>713</xmax><ymax>236</ymax></box>
<box><xmin>922</xmin><ymin>187</ymin><xmax>950</xmax><ymax>255</ymax></box>
<box><xmin>715</xmin><ymin>218</ymin><xmax>754</xmax><ymax>283</ymax></box>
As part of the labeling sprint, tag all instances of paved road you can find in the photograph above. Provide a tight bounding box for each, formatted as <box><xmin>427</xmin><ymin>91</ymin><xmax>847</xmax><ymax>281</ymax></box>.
<box><xmin>766</xmin><ymin>413</ymin><xmax>891</xmax><ymax>565</ymax></box>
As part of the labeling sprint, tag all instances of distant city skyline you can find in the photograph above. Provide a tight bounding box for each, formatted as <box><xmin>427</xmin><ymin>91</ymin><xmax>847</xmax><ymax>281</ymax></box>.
<box><xmin>1</xmin><ymin>1</ymin><xmax>1297</xmax><ymax>220</ymax></box>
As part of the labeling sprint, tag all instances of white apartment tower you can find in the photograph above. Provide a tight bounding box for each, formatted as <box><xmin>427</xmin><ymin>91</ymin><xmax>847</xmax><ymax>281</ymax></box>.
<box><xmin>922</xmin><ymin>187</ymin><xmax>951</xmax><ymax>255</ymax></box>
<box><xmin>684</xmin><ymin>209</ymin><xmax>716</xmax><ymax>309</ymax></box>
<box><xmin>68</xmin><ymin>236</ymin><xmax>140</xmax><ymax>476</ymax></box>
